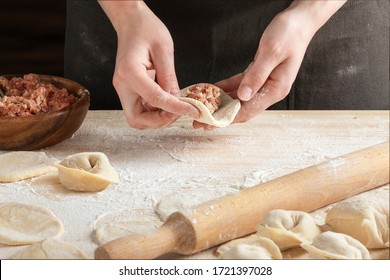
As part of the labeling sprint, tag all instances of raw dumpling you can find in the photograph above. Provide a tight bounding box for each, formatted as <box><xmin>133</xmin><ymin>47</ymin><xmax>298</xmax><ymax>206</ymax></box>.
<box><xmin>0</xmin><ymin>202</ymin><xmax>63</xmax><ymax>245</ymax></box>
<box><xmin>54</xmin><ymin>152</ymin><xmax>119</xmax><ymax>192</ymax></box>
<box><xmin>0</xmin><ymin>151</ymin><xmax>57</xmax><ymax>183</ymax></box>
<box><xmin>11</xmin><ymin>238</ymin><xmax>88</xmax><ymax>259</ymax></box>
<box><xmin>300</xmin><ymin>231</ymin><xmax>371</xmax><ymax>259</ymax></box>
<box><xmin>216</xmin><ymin>234</ymin><xmax>282</xmax><ymax>260</ymax></box>
<box><xmin>325</xmin><ymin>186</ymin><xmax>389</xmax><ymax>249</ymax></box>
<box><xmin>257</xmin><ymin>209</ymin><xmax>321</xmax><ymax>250</ymax></box>
<box><xmin>180</xmin><ymin>83</ymin><xmax>241</xmax><ymax>127</ymax></box>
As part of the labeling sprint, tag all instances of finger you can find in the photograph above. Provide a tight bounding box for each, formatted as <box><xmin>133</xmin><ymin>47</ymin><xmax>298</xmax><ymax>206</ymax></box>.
<box><xmin>234</xmin><ymin>59</ymin><xmax>296</xmax><ymax>123</ymax></box>
<box><xmin>131</xmin><ymin>69</ymin><xmax>200</xmax><ymax>119</ymax></box>
<box><xmin>237</xmin><ymin>50</ymin><xmax>282</xmax><ymax>102</ymax></box>
<box><xmin>192</xmin><ymin>121</ymin><xmax>216</xmax><ymax>131</ymax></box>
<box><xmin>123</xmin><ymin>94</ymin><xmax>179</xmax><ymax>129</ymax></box>
<box><xmin>215</xmin><ymin>73</ymin><xmax>244</xmax><ymax>93</ymax></box>
<box><xmin>151</xmin><ymin>44</ymin><xmax>181</xmax><ymax>97</ymax></box>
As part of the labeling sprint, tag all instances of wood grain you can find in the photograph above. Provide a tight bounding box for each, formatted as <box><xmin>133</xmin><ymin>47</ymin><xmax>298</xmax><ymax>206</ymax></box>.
<box><xmin>95</xmin><ymin>141</ymin><xmax>389</xmax><ymax>259</ymax></box>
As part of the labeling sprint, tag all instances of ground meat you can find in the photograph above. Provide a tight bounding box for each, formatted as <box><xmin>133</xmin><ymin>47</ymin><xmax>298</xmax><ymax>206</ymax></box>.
<box><xmin>187</xmin><ymin>83</ymin><xmax>222</xmax><ymax>114</ymax></box>
<box><xmin>0</xmin><ymin>74</ymin><xmax>78</xmax><ymax>117</ymax></box>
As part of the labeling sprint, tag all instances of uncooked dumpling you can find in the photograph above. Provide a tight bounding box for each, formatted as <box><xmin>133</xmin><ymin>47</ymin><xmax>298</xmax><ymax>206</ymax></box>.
<box><xmin>216</xmin><ymin>234</ymin><xmax>282</xmax><ymax>260</ymax></box>
<box><xmin>0</xmin><ymin>202</ymin><xmax>63</xmax><ymax>245</ymax></box>
<box><xmin>220</xmin><ymin>244</ymin><xmax>278</xmax><ymax>260</ymax></box>
<box><xmin>325</xmin><ymin>186</ymin><xmax>389</xmax><ymax>249</ymax></box>
<box><xmin>0</xmin><ymin>151</ymin><xmax>57</xmax><ymax>183</ymax></box>
<box><xmin>54</xmin><ymin>152</ymin><xmax>119</xmax><ymax>192</ymax></box>
<box><xmin>11</xmin><ymin>238</ymin><xmax>88</xmax><ymax>259</ymax></box>
<box><xmin>300</xmin><ymin>231</ymin><xmax>371</xmax><ymax>259</ymax></box>
<box><xmin>257</xmin><ymin>209</ymin><xmax>321</xmax><ymax>250</ymax></box>
<box><xmin>180</xmin><ymin>83</ymin><xmax>241</xmax><ymax>127</ymax></box>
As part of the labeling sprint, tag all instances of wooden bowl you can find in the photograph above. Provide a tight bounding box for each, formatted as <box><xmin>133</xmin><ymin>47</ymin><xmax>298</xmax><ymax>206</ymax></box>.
<box><xmin>0</xmin><ymin>74</ymin><xmax>90</xmax><ymax>151</ymax></box>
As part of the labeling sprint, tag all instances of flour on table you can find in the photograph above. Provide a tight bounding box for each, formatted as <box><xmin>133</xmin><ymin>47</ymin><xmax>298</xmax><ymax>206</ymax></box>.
<box><xmin>0</xmin><ymin>202</ymin><xmax>63</xmax><ymax>245</ymax></box>
<box><xmin>0</xmin><ymin>151</ymin><xmax>57</xmax><ymax>183</ymax></box>
<box><xmin>94</xmin><ymin>209</ymin><xmax>162</xmax><ymax>245</ymax></box>
<box><xmin>54</xmin><ymin>152</ymin><xmax>120</xmax><ymax>192</ymax></box>
<box><xmin>257</xmin><ymin>209</ymin><xmax>321</xmax><ymax>251</ymax></box>
<box><xmin>155</xmin><ymin>187</ymin><xmax>238</xmax><ymax>221</ymax></box>
<box><xmin>324</xmin><ymin>186</ymin><xmax>389</xmax><ymax>249</ymax></box>
<box><xmin>300</xmin><ymin>231</ymin><xmax>371</xmax><ymax>259</ymax></box>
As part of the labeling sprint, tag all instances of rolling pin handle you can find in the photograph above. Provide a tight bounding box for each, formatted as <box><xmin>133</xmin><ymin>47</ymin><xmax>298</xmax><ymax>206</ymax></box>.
<box><xmin>94</xmin><ymin>226</ymin><xmax>177</xmax><ymax>260</ymax></box>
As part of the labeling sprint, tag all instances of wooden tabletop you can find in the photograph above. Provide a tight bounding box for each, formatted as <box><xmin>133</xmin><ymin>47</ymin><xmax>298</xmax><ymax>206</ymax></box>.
<box><xmin>0</xmin><ymin>110</ymin><xmax>389</xmax><ymax>259</ymax></box>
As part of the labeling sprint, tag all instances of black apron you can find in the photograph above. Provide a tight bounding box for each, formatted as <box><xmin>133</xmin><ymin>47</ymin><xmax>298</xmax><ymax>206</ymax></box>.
<box><xmin>64</xmin><ymin>0</ymin><xmax>389</xmax><ymax>110</ymax></box>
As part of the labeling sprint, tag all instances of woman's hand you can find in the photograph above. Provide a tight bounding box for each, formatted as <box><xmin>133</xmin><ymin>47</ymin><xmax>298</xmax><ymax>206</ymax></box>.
<box><xmin>99</xmin><ymin>1</ymin><xmax>199</xmax><ymax>129</ymax></box>
<box><xmin>194</xmin><ymin>0</ymin><xmax>346</xmax><ymax>130</ymax></box>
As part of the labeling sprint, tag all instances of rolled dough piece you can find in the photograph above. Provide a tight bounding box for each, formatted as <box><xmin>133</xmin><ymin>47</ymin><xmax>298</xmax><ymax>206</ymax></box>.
<box><xmin>180</xmin><ymin>83</ymin><xmax>241</xmax><ymax>127</ymax></box>
<box><xmin>216</xmin><ymin>234</ymin><xmax>282</xmax><ymax>260</ymax></box>
<box><xmin>325</xmin><ymin>186</ymin><xmax>389</xmax><ymax>249</ymax></box>
<box><xmin>0</xmin><ymin>151</ymin><xmax>57</xmax><ymax>183</ymax></box>
<box><xmin>0</xmin><ymin>202</ymin><xmax>63</xmax><ymax>245</ymax></box>
<box><xmin>11</xmin><ymin>238</ymin><xmax>88</xmax><ymax>259</ymax></box>
<box><xmin>257</xmin><ymin>209</ymin><xmax>321</xmax><ymax>251</ymax></box>
<box><xmin>94</xmin><ymin>209</ymin><xmax>162</xmax><ymax>245</ymax></box>
<box><xmin>54</xmin><ymin>152</ymin><xmax>119</xmax><ymax>192</ymax></box>
<box><xmin>300</xmin><ymin>231</ymin><xmax>371</xmax><ymax>259</ymax></box>
<box><xmin>155</xmin><ymin>188</ymin><xmax>238</xmax><ymax>221</ymax></box>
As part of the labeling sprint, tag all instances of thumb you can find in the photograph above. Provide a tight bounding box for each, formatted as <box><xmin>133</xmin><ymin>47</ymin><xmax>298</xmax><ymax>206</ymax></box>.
<box><xmin>238</xmin><ymin>54</ymin><xmax>279</xmax><ymax>102</ymax></box>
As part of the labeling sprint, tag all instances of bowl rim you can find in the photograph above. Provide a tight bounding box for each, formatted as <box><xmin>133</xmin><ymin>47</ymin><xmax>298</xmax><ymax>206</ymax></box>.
<box><xmin>0</xmin><ymin>74</ymin><xmax>90</xmax><ymax>121</ymax></box>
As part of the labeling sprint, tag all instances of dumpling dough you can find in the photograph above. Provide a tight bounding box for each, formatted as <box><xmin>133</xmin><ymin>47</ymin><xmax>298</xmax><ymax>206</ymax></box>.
<box><xmin>11</xmin><ymin>238</ymin><xmax>88</xmax><ymax>259</ymax></box>
<box><xmin>155</xmin><ymin>188</ymin><xmax>238</xmax><ymax>221</ymax></box>
<box><xmin>325</xmin><ymin>186</ymin><xmax>389</xmax><ymax>249</ymax></box>
<box><xmin>300</xmin><ymin>231</ymin><xmax>371</xmax><ymax>259</ymax></box>
<box><xmin>54</xmin><ymin>152</ymin><xmax>119</xmax><ymax>192</ymax></box>
<box><xmin>257</xmin><ymin>209</ymin><xmax>321</xmax><ymax>250</ymax></box>
<box><xmin>180</xmin><ymin>83</ymin><xmax>241</xmax><ymax>127</ymax></box>
<box><xmin>216</xmin><ymin>234</ymin><xmax>282</xmax><ymax>260</ymax></box>
<box><xmin>94</xmin><ymin>210</ymin><xmax>162</xmax><ymax>245</ymax></box>
<box><xmin>0</xmin><ymin>202</ymin><xmax>63</xmax><ymax>245</ymax></box>
<box><xmin>0</xmin><ymin>151</ymin><xmax>57</xmax><ymax>183</ymax></box>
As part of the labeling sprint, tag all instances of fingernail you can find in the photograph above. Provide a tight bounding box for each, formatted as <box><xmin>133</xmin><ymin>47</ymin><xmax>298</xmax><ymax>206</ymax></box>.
<box><xmin>239</xmin><ymin>85</ymin><xmax>253</xmax><ymax>101</ymax></box>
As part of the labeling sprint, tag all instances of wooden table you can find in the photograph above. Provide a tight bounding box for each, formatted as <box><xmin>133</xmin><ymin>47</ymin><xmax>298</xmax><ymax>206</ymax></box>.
<box><xmin>0</xmin><ymin>110</ymin><xmax>389</xmax><ymax>259</ymax></box>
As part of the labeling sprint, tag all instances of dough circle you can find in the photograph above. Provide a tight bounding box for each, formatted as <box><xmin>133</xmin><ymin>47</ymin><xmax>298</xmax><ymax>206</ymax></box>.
<box><xmin>257</xmin><ymin>209</ymin><xmax>321</xmax><ymax>251</ymax></box>
<box><xmin>180</xmin><ymin>83</ymin><xmax>241</xmax><ymax>127</ymax></box>
<box><xmin>155</xmin><ymin>188</ymin><xmax>238</xmax><ymax>221</ymax></box>
<box><xmin>54</xmin><ymin>152</ymin><xmax>119</xmax><ymax>192</ymax></box>
<box><xmin>325</xmin><ymin>186</ymin><xmax>389</xmax><ymax>249</ymax></box>
<box><xmin>11</xmin><ymin>238</ymin><xmax>88</xmax><ymax>259</ymax></box>
<box><xmin>0</xmin><ymin>151</ymin><xmax>57</xmax><ymax>183</ymax></box>
<box><xmin>0</xmin><ymin>202</ymin><xmax>63</xmax><ymax>245</ymax></box>
<box><xmin>300</xmin><ymin>231</ymin><xmax>371</xmax><ymax>259</ymax></box>
<box><xmin>94</xmin><ymin>209</ymin><xmax>162</xmax><ymax>245</ymax></box>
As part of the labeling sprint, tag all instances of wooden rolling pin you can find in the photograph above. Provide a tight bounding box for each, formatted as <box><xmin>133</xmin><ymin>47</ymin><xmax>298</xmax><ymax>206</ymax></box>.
<box><xmin>95</xmin><ymin>142</ymin><xmax>389</xmax><ymax>259</ymax></box>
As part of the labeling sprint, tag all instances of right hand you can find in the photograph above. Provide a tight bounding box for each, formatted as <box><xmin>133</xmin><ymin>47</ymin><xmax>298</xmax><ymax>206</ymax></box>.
<box><xmin>100</xmin><ymin>1</ymin><xmax>199</xmax><ymax>129</ymax></box>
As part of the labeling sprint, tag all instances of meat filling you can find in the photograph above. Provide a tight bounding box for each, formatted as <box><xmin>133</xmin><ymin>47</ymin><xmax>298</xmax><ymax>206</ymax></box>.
<box><xmin>0</xmin><ymin>74</ymin><xmax>78</xmax><ymax>117</ymax></box>
<box><xmin>187</xmin><ymin>83</ymin><xmax>221</xmax><ymax>114</ymax></box>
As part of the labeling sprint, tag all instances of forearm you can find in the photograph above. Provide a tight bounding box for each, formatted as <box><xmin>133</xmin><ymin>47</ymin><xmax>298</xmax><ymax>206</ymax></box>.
<box><xmin>287</xmin><ymin>0</ymin><xmax>347</xmax><ymax>32</ymax></box>
<box><xmin>98</xmin><ymin>0</ymin><xmax>145</xmax><ymax>33</ymax></box>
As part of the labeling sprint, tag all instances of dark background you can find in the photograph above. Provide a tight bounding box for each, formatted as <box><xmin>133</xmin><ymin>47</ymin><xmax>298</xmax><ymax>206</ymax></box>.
<box><xmin>0</xmin><ymin>0</ymin><xmax>67</xmax><ymax>76</ymax></box>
